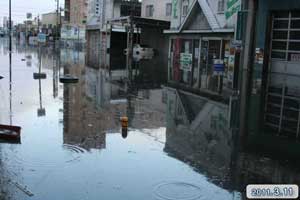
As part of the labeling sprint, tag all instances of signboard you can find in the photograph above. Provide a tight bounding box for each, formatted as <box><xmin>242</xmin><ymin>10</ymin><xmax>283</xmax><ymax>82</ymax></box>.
<box><xmin>225</xmin><ymin>0</ymin><xmax>241</xmax><ymax>20</ymax></box>
<box><xmin>228</xmin><ymin>55</ymin><xmax>235</xmax><ymax>70</ymax></box>
<box><xmin>213</xmin><ymin>59</ymin><xmax>225</xmax><ymax>73</ymax></box>
<box><xmin>180</xmin><ymin>53</ymin><xmax>192</xmax><ymax>71</ymax></box>
<box><xmin>172</xmin><ymin>0</ymin><xmax>178</xmax><ymax>18</ymax></box>
<box><xmin>38</xmin><ymin>33</ymin><xmax>46</xmax><ymax>43</ymax></box>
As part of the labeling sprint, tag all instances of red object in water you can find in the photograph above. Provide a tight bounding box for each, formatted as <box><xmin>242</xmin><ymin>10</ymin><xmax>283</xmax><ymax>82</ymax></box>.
<box><xmin>0</xmin><ymin>124</ymin><xmax>21</xmax><ymax>142</ymax></box>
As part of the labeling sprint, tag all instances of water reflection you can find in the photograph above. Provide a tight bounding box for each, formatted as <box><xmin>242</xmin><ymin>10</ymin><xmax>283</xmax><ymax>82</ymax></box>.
<box><xmin>164</xmin><ymin>87</ymin><xmax>300</xmax><ymax>198</ymax></box>
<box><xmin>62</xmin><ymin>48</ymin><xmax>166</xmax><ymax>150</ymax></box>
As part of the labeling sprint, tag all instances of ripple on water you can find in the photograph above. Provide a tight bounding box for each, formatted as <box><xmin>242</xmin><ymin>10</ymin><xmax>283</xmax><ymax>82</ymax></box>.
<box><xmin>153</xmin><ymin>182</ymin><xmax>203</xmax><ymax>200</ymax></box>
<box><xmin>3</xmin><ymin>144</ymin><xmax>87</xmax><ymax>170</ymax></box>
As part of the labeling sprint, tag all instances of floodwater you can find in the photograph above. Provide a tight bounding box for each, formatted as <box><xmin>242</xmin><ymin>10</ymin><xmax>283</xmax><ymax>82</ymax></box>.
<box><xmin>0</xmin><ymin>38</ymin><xmax>300</xmax><ymax>200</ymax></box>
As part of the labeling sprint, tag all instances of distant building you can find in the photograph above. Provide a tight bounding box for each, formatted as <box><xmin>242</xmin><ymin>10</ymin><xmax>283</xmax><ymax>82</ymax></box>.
<box><xmin>86</xmin><ymin>0</ymin><xmax>170</xmax><ymax>88</ymax></box>
<box><xmin>141</xmin><ymin>0</ymin><xmax>172</xmax><ymax>21</ymax></box>
<box><xmin>2</xmin><ymin>17</ymin><xmax>13</xmax><ymax>34</ymax></box>
<box><xmin>64</xmin><ymin>0</ymin><xmax>71</xmax><ymax>22</ymax></box>
<box><xmin>87</xmin><ymin>0</ymin><xmax>101</xmax><ymax>26</ymax></box>
<box><xmin>41</xmin><ymin>12</ymin><xmax>60</xmax><ymax>29</ymax></box>
<box><xmin>69</xmin><ymin>0</ymin><xmax>88</xmax><ymax>25</ymax></box>
<box><xmin>3</xmin><ymin>17</ymin><xmax>8</xmax><ymax>29</ymax></box>
<box><xmin>62</xmin><ymin>0</ymin><xmax>88</xmax><ymax>47</ymax></box>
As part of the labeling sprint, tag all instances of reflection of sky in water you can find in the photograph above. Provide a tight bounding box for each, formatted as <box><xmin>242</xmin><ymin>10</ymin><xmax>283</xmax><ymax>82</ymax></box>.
<box><xmin>0</xmin><ymin>40</ymin><xmax>239</xmax><ymax>200</ymax></box>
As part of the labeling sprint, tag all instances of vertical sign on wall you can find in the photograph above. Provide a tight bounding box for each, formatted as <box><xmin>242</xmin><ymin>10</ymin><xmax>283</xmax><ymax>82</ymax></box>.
<box><xmin>172</xmin><ymin>0</ymin><xmax>178</xmax><ymax>18</ymax></box>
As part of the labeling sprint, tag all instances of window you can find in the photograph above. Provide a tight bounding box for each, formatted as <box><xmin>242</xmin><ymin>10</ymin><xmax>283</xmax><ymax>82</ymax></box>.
<box><xmin>271</xmin><ymin>11</ymin><xmax>300</xmax><ymax>61</ymax></box>
<box><xmin>166</xmin><ymin>3</ymin><xmax>172</xmax><ymax>16</ymax></box>
<box><xmin>218</xmin><ymin>0</ymin><xmax>225</xmax><ymax>13</ymax></box>
<box><xmin>146</xmin><ymin>5</ymin><xmax>154</xmax><ymax>17</ymax></box>
<box><xmin>182</xmin><ymin>0</ymin><xmax>189</xmax><ymax>17</ymax></box>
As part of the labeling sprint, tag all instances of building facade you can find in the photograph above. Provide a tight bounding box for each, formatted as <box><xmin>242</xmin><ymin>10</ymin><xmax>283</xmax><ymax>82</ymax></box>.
<box><xmin>141</xmin><ymin>0</ymin><xmax>173</xmax><ymax>21</ymax></box>
<box><xmin>41</xmin><ymin>12</ymin><xmax>60</xmax><ymax>28</ymax></box>
<box><xmin>69</xmin><ymin>0</ymin><xmax>89</xmax><ymax>25</ymax></box>
<box><xmin>238</xmin><ymin>0</ymin><xmax>300</xmax><ymax>157</ymax></box>
<box><xmin>62</xmin><ymin>0</ymin><xmax>88</xmax><ymax>46</ymax></box>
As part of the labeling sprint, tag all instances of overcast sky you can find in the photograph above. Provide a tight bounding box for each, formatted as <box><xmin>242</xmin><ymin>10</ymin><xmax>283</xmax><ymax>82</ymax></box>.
<box><xmin>0</xmin><ymin>0</ymin><xmax>64</xmax><ymax>25</ymax></box>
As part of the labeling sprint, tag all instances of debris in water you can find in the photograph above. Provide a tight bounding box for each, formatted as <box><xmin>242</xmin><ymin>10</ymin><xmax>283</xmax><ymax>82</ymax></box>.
<box><xmin>33</xmin><ymin>73</ymin><xmax>47</xmax><ymax>80</ymax></box>
<box><xmin>21</xmin><ymin>58</ymin><xmax>26</xmax><ymax>61</ymax></box>
<box><xmin>59</xmin><ymin>75</ymin><xmax>79</xmax><ymax>83</ymax></box>
<box><xmin>0</xmin><ymin>76</ymin><xmax>4</xmax><ymax>80</ymax></box>
<box><xmin>13</xmin><ymin>182</ymin><xmax>34</xmax><ymax>197</ymax></box>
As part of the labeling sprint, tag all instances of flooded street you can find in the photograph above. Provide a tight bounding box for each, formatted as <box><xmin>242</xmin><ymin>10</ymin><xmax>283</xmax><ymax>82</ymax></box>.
<box><xmin>0</xmin><ymin>38</ymin><xmax>300</xmax><ymax>200</ymax></box>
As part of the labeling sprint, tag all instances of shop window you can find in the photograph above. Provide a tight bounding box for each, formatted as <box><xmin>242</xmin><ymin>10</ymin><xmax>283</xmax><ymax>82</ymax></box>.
<box><xmin>179</xmin><ymin>39</ymin><xmax>193</xmax><ymax>84</ymax></box>
<box><xmin>170</xmin><ymin>38</ymin><xmax>235</xmax><ymax>96</ymax></box>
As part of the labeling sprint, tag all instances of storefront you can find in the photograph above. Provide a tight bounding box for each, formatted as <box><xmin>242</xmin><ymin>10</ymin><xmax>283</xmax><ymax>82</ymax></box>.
<box><xmin>168</xmin><ymin>35</ymin><xmax>239</xmax><ymax>98</ymax></box>
<box><xmin>166</xmin><ymin>4</ymin><xmax>242</xmax><ymax>102</ymax></box>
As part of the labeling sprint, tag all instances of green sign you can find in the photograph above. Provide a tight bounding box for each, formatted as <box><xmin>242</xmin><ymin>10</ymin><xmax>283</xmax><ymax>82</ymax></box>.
<box><xmin>227</xmin><ymin>0</ymin><xmax>239</xmax><ymax>9</ymax></box>
<box><xmin>225</xmin><ymin>0</ymin><xmax>241</xmax><ymax>20</ymax></box>
<box><xmin>172</xmin><ymin>0</ymin><xmax>178</xmax><ymax>19</ymax></box>
<box><xmin>180</xmin><ymin>53</ymin><xmax>192</xmax><ymax>71</ymax></box>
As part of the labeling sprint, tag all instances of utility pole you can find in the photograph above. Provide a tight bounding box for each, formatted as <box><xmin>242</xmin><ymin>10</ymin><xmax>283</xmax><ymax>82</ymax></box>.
<box><xmin>126</xmin><ymin>0</ymin><xmax>137</xmax><ymax>83</ymax></box>
<box><xmin>9</xmin><ymin>0</ymin><xmax>12</xmax><ymax>52</ymax></box>
<box><xmin>9</xmin><ymin>0</ymin><xmax>12</xmax><ymax>125</ymax></box>
<box><xmin>37</xmin><ymin>15</ymin><xmax>40</xmax><ymax>34</ymax></box>
<box><xmin>239</xmin><ymin>0</ymin><xmax>257</xmax><ymax>146</ymax></box>
<box><xmin>56</xmin><ymin>0</ymin><xmax>60</xmax><ymax>42</ymax></box>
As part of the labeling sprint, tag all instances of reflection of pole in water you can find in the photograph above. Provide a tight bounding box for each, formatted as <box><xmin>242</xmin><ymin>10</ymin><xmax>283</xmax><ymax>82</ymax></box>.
<box><xmin>39</xmin><ymin>46</ymin><xmax>42</xmax><ymax>109</ymax></box>
<box><xmin>36</xmin><ymin>45</ymin><xmax>46</xmax><ymax>117</ymax></box>
<box><xmin>53</xmin><ymin>50</ymin><xmax>59</xmax><ymax>98</ymax></box>
<box><xmin>9</xmin><ymin>0</ymin><xmax>12</xmax><ymax>125</ymax></box>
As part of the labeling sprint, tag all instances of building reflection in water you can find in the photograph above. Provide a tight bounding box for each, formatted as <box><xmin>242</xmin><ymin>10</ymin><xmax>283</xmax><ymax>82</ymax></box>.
<box><xmin>61</xmin><ymin>49</ymin><xmax>166</xmax><ymax>151</ymax></box>
<box><xmin>164</xmin><ymin>87</ymin><xmax>300</xmax><ymax>197</ymax></box>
